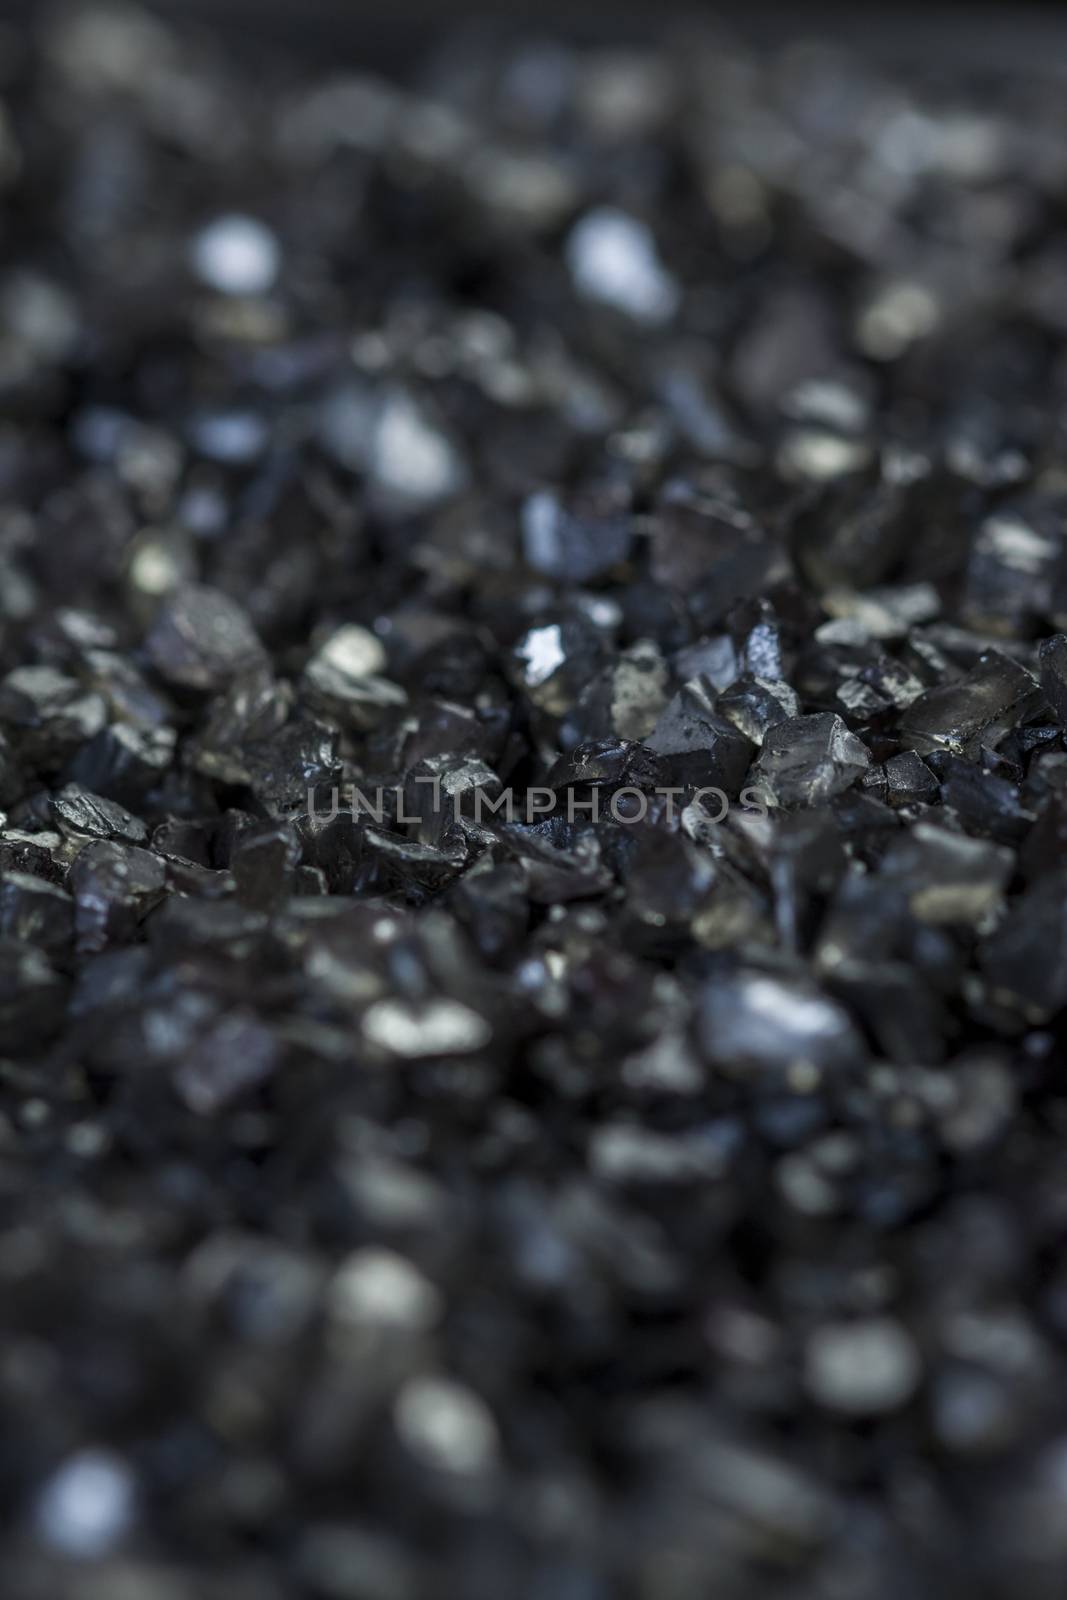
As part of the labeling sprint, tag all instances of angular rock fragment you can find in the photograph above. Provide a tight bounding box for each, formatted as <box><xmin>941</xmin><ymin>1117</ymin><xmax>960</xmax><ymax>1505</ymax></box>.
<box><xmin>964</xmin><ymin>509</ymin><xmax>1060</xmax><ymax>635</ymax></box>
<box><xmin>879</xmin><ymin>823</ymin><xmax>1013</xmax><ymax>927</ymax></box>
<box><xmin>51</xmin><ymin>784</ymin><xmax>148</xmax><ymax>845</ymax></box>
<box><xmin>937</xmin><ymin>754</ymin><xmax>1035</xmax><ymax>844</ymax></box>
<box><xmin>752</xmin><ymin>713</ymin><xmax>870</xmax><ymax>808</ymax></box>
<box><xmin>145</xmin><ymin>584</ymin><xmax>267</xmax><ymax>693</ymax></box>
<box><xmin>0</xmin><ymin>871</ymin><xmax>74</xmax><ymax>961</ymax></box>
<box><xmin>981</xmin><ymin>870</ymin><xmax>1067</xmax><ymax>1020</ymax></box>
<box><xmin>0</xmin><ymin>937</ymin><xmax>68</xmax><ymax>1047</ymax></box>
<box><xmin>717</xmin><ymin>675</ymin><xmax>800</xmax><ymax>746</ymax></box>
<box><xmin>521</xmin><ymin>487</ymin><xmax>633</xmax><ymax>582</ymax></box>
<box><xmin>565</xmin><ymin>639</ymin><xmax>668</xmax><ymax>744</ymax></box>
<box><xmin>69</xmin><ymin>839</ymin><xmax>167</xmax><ymax>952</ymax></box>
<box><xmin>302</xmin><ymin>625</ymin><xmax>406</xmax><ymax>731</ymax></box>
<box><xmin>231</xmin><ymin>820</ymin><xmax>302</xmax><ymax>910</ymax></box>
<box><xmin>898</xmin><ymin>650</ymin><xmax>1044</xmax><ymax>758</ymax></box>
<box><xmin>883</xmin><ymin>750</ymin><xmax>939</xmax><ymax>808</ymax></box>
<box><xmin>700</xmin><ymin>968</ymin><xmax>865</xmax><ymax>1079</ymax></box>
<box><xmin>66</xmin><ymin>722</ymin><xmax>177</xmax><ymax>804</ymax></box>
<box><xmin>0</xmin><ymin>666</ymin><xmax>107</xmax><ymax>767</ymax></box>
<box><xmin>172</xmin><ymin>1009</ymin><xmax>281</xmax><ymax>1114</ymax></box>
<box><xmin>510</xmin><ymin>618</ymin><xmax>606</xmax><ymax>716</ymax></box>
<box><xmin>646</xmin><ymin>678</ymin><xmax>754</xmax><ymax>792</ymax></box>
<box><xmin>1038</xmin><ymin>633</ymin><xmax>1067</xmax><ymax>729</ymax></box>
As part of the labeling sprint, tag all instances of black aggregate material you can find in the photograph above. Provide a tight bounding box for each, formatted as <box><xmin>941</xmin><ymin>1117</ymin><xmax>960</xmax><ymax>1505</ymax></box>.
<box><xmin>2</xmin><ymin>6</ymin><xmax>1067</xmax><ymax>1598</ymax></box>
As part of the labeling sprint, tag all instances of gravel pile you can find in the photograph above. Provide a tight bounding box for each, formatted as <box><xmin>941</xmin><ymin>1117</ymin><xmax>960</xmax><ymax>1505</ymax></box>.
<box><xmin>2</xmin><ymin>6</ymin><xmax>1067</xmax><ymax>1597</ymax></box>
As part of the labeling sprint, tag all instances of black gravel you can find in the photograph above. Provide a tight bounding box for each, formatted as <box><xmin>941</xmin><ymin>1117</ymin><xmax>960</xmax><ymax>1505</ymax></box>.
<box><xmin>2</xmin><ymin>6</ymin><xmax>1067</xmax><ymax>1598</ymax></box>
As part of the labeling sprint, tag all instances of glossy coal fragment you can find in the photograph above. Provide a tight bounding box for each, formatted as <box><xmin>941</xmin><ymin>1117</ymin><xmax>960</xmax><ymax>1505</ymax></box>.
<box><xmin>231</xmin><ymin>821</ymin><xmax>302</xmax><ymax>910</ymax></box>
<box><xmin>68</xmin><ymin>839</ymin><xmax>167</xmax><ymax>952</ymax></box>
<box><xmin>0</xmin><ymin>938</ymin><xmax>68</xmax><ymax>1048</ymax></box>
<box><xmin>700</xmin><ymin>967</ymin><xmax>865</xmax><ymax>1080</ymax></box>
<box><xmin>563</xmin><ymin>639</ymin><xmax>668</xmax><ymax>746</ymax></box>
<box><xmin>0</xmin><ymin>871</ymin><xmax>74</xmax><ymax>962</ymax></box>
<box><xmin>239</xmin><ymin>716</ymin><xmax>342</xmax><ymax>816</ymax></box>
<box><xmin>0</xmin><ymin>827</ymin><xmax>64</xmax><ymax>882</ymax></box>
<box><xmin>509</xmin><ymin>617</ymin><xmax>607</xmax><ymax>717</ymax></box>
<box><xmin>717</xmin><ymin>675</ymin><xmax>800</xmax><ymax>746</ymax></box>
<box><xmin>51</xmin><ymin>784</ymin><xmax>148</xmax><ymax>845</ymax></box>
<box><xmin>963</xmin><ymin>508</ymin><xmax>1061</xmax><ymax>635</ymax></box>
<box><xmin>65</xmin><ymin>722</ymin><xmax>177</xmax><ymax>805</ymax></box>
<box><xmin>883</xmin><ymin>750</ymin><xmax>940</xmax><ymax>808</ymax></box>
<box><xmin>878</xmin><ymin>822</ymin><xmax>1013</xmax><ymax>926</ymax></box>
<box><xmin>981</xmin><ymin>871</ymin><xmax>1067</xmax><ymax>1020</ymax></box>
<box><xmin>0</xmin><ymin>666</ymin><xmax>107</xmax><ymax>768</ymax></box>
<box><xmin>145</xmin><ymin>584</ymin><xmax>267</xmax><ymax>693</ymax></box>
<box><xmin>302</xmin><ymin>625</ymin><xmax>407</xmax><ymax>732</ymax></box>
<box><xmin>793</xmin><ymin>477</ymin><xmax>909</xmax><ymax>591</ymax></box>
<box><xmin>898</xmin><ymin>650</ymin><xmax>1044</xmax><ymax>758</ymax></box>
<box><xmin>1038</xmin><ymin>633</ymin><xmax>1067</xmax><ymax>728</ymax></box>
<box><xmin>650</xmin><ymin>477</ymin><xmax>775</xmax><ymax>609</ymax></box>
<box><xmin>545</xmin><ymin>738</ymin><xmax>664</xmax><ymax>794</ymax></box>
<box><xmin>935</xmin><ymin>755</ymin><xmax>1036</xmax><ymax>844</ymax></box>
<box><xmin>521</xmin><ymin>486</ymin><xmax>634</xmax><ymax>582</ymax></box>
<box><xmin>645</xmin><ymin>679</ymin><xmax>754</xmax><ymax>792</ymax></box>
<box><xmin>360</xmin><ymin>827</ymin><xmax>469</xmax><ymax>896</ymax></box>
<box><xmin>751</xmin><ymin>713</ymin><xmax>870</xmax><ymax>808</ymax></box>
<box><xmin>172</xmin><ymin>1009</ymin><xmax>282</xmax><ymax>1115</ymax></box>
<box><xmin>189</xmin><ymin>670</ymin><xmax>292</xmax><ymax>786</ymax></box>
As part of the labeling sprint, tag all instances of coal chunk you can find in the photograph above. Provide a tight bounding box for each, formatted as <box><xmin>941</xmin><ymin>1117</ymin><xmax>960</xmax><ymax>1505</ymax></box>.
<box><xmin>0</xmin><ymin>871</ymin><xmax>74</xmax><ymax>961</ymax></box>
<box><xmin>145</xmin><ymin>583</ymin><xmax>267</xmax><ymax>692</ymax></box>
<box><xmin>884</xmin><ymin>750</ymin><xmax>940</xmax><ymax>808</ymax></box>
<box><xmin>522</xmin><ymin>487</ymin><xmax>634</xmax><ymax>582</ymax></box>
<box><xmin>981</xmin><ymin>870</ymin><xmax>1067</xmax><ymax>1020</ymax></box>
<box><xmin>0</xmin><ymin>666</ymin><xmax>107</xmax><ymax>768</ymax></box>
<box><xmin>700</xmin><ymin>968</ymin><xmax>865</xmax><ymax>1079</ymax></box>
<box><xmin>65</xmin><ymin>722</ymin><xmax>177</xmax><ymax>805</ymax></box>
<box><xmin>645</xmin><ymin>679</ymin><xmax>754</xmax><ymax>792</ymax></box>
<box><xmin>69</xmin><ymin>840</ymin><xmax>167</xmax><ymax>952</ymax></box>
<box><xmin>1038</xmin><ymin>633</ymin><xmax>1067</xmax><ymax>728</ymax></box>
<box><xmin>879</xmin><ymin>822</ymin><xmax>1013</xmax><ymax>926</ymax></box>
<box><xmin>898</xmin><ymin>650</ymin><xmax>1044</xmax><ymax>758</ymax></box>
<box><xmin>172</xmin><ymin>1008</ymin><xmax>281</xmax><ymax>1114</ymax></box>
<box><xmin>52</xmin><ymin>784</ymin><xmax>148</xmax><ymax>845</ymax></box>
<box><xmin>0</xmin><ymin>938</ymin><xmax>68</xmax><ymax>1047</ymax></box>
<box><xmin>716</xmin><ymin>675</ymin><xmax>800</xmax><ymax>746</ymax></box>
<box><xmin>751</xmin><ymin>713</ymin><xmax>870</xmax><ymax>808</ymax></box>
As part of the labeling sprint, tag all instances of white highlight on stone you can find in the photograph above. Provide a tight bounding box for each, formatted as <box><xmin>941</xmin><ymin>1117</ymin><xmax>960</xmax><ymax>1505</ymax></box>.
<box><xmin>566</xmin><ymin>206</ymin><xmax>680</xmax><ymax>324</ymax></box>
<box><xmin>191</xmin><ymin>214</ymin><xmax>280</xmax><ymax>296</ymax></box>
<box><xmin>394</xmin><ymin>1376</ymin><xmax>499</xmax><ymax>1475</ymax></box>
<box><xmin>328</xmin><ymin>1247</ymin><xmax>441</xmax><ymax>1330</ymax></box>
<box><xmin>515</xmin><ymin>624</ymin><xmax>565</xmax><ymax>688</ymax></box>
<box><xmin>314</xmin><ymin>624</ymin><xmax>387</xmax><ymax>681</ymax></box>
<box><xmin>35</xmin><ymin>1449</ymin><xmax>135</xmax><ymax>1559</ymax></box>
<box><xmin>370</xmin><ymin>390</ymin><xmax>465</xmax><ymax>507</ymax></box>
<box><xmin>362</xmin><ymin>997</ymin><xmax>491</xmax><ymax>1057</ymax></box>
<box><xmin>805</xmin><ymin>1317</ymin><xmax>921</xmax><ymax>1416</ymax></box>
